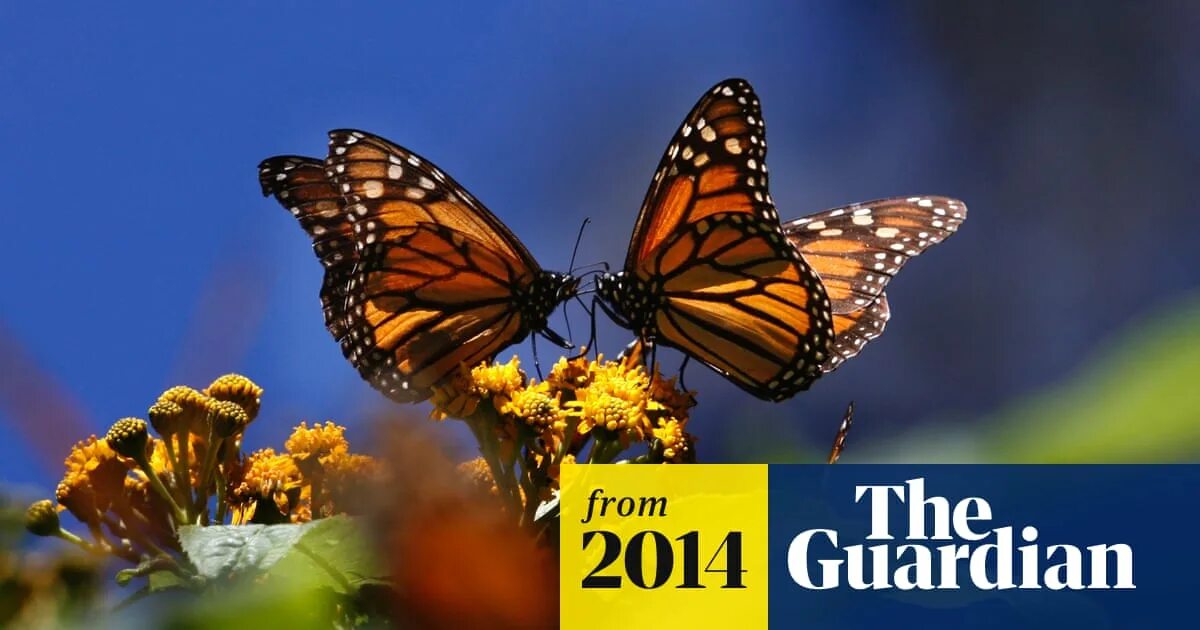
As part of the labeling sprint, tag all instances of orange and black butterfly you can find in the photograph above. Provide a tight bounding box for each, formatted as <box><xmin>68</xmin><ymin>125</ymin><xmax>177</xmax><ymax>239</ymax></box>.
<box><xmin>597</xmin><ymin>78</ymin><xmax>965</xmax><ymax>401</ymax></box>
<box><xmin>259</xmin><ymin>130</ymin><xmax>578</xmax><ymax>403</ymax></box>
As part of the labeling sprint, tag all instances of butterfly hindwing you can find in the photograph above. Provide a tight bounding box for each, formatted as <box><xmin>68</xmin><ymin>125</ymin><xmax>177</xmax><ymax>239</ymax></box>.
<box><xmin>344</xmin><ymin>222</ymin><xmax>530</xmax><ymax>400</ymax></box>
<box><xmin>651</xmin><ymin>212</ymin><xmax>834</xmax><ymax>400</ymax></box>
<box><xmin>825</xmin><ymin>295</ymin><xmax>890</xmax><ymax>373</ymax></box>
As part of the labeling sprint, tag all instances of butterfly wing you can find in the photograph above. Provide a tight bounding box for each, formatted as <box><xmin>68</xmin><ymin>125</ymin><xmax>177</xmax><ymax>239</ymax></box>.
<box><xmin>614</xmin><ymin>79</ymin><xmax>834</xmax><ymax>400</ymax></box>
<box><xmin>785</xmin><ymin>196</ymin><xmax>967</xmax><ymax>313</ymax></box>
<box><xmin>652</xmin><ymin>213</ymin><xmax>834</xmax><ymax>401</ymax></box>
<box><xmin>625</xmin><ymin>78</ymin><xmax>778</xmax><ymax>270</ymax></box>
<box><xmin>345</xmin><ymin>222</ymin><xmax>532</xmax><ymax>401</ymax></box>
<box><xmin>785</xmin><ymin>196</ymin><xmax>966</xmax><ymax>372</ymax></box>
<box><xmin>258</xmin><ymin>156</ymin><xmax>357</xmax><ymax>345</ymax></box>
<box><xmin>325</xmin><ymin>129</ymin><xmax>539</xmax><ymax>273</ymax></box>
<box><xmin>825</xmin><ymin>294</ymin><xmax>890</xmax><ymax>373</ymax></box>
<box><xmin>323</xmin><ymin>130</ymin><xmax>552</xmax><ymax>402</ymax></box>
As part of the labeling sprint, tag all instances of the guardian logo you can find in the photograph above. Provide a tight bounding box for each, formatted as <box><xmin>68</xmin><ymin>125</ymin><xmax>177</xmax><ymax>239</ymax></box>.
<box><xmin>788</xmin><ymin>478</ymin><xmax>1135</xmax><ymax>590</ymax></box>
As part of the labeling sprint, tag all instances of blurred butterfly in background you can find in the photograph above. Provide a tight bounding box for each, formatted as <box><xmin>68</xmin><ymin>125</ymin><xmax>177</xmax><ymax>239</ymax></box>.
<box><xmin>596</xmin><ymin>78</ymin><xmax>966</xmax><ymax>402</ymax></box>
<box><xmin>259</xmin><ymin>130</ymin><xmax>578</xmax><ymax>403</ymax></box>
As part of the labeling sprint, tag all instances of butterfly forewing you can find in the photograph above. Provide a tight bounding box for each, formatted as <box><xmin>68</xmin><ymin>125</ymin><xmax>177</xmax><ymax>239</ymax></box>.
<box><xmin>258</xmin><ymin>156</ymin><xmax>357</xmax><ymax>344</ymax></box>
<box><xmin>325</xmin><ymin>129</ymin><xmax>536</xmax><ymax>272</ymax></box>
<box><xmin>627</xmin><ymin>78</ymin><xmax>780</xmax><ymax>270</ymax></box>
<box><xmin>316</xmin><ymin>129</ymin><xmax>566</xmax><ymax>403</ymax></box>
<box><xmin>785</xmin><ymin>196</ymin><xmax>967</xmax><ymax>314</ymax></box>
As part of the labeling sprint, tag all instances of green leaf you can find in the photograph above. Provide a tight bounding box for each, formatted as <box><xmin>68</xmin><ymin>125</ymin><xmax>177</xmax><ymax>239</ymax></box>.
<box><xmin>178</xmin><ymin>521</ymin><xmax>316</xmax><ymax>580</ymax></box>
<box><xmin>266</xmin><ymin>516</ymin><xmax>388</xmax><ymax>594</ymax></box>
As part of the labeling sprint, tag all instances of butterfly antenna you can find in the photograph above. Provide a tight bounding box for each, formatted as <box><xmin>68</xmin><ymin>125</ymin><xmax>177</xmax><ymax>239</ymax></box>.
<box><xmin>827</xmin><ymin>402</ymin><xmax>855</xmax><ymax>464</ymax></box>
<box><xmin>568</xmin><ymin>217</ymin><xmax>591</xmax><ymax>276</ymax></box>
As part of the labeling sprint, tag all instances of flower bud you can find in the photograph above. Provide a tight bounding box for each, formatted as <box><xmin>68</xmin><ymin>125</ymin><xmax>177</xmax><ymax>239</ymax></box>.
<box><xmin>147</xmin><ymin>399</ymin><xmax>184</xmax><ymax>437</ymax></box>
<box><xmin>25</xmin><ymin>499</ymin><xmax>61</xmax><ymax>536</ymax></box>
<box><xmin>105</xmin><ymin>418</ymin><xmax>150</xmax><ymax>459</ymax></box>
<box><xmin>205</xmin><ymin>373</ymin><xmax>263</xmax><ymax>422</ymax></box>
<box><xmin>209</xmin><ymin>400</ymin><xmax>249</xmax><ymax>439</ymax></box>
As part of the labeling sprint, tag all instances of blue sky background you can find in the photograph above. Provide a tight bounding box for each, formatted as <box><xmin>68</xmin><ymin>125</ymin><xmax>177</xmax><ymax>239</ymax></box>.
<box><xmin>2</xmin><ymin>2</ymin><xmax>1198</xmax><ymax>490</ymax></box>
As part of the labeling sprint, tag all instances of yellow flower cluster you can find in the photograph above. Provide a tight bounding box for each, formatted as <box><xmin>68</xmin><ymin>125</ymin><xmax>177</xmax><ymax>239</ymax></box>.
<box><xmin>432</xmin><ymin>349</ymin><xmax>696</xmax><ymax>519</ymax></box>
<box><xmin>34</xmin><ymin>374</ymin><xmax>379</xmax><ymax>564</ymax></box>
<box><xmin>230</xmin><ymin>422</ymin><xmax>379</xmax><ymax>524</ymax></box>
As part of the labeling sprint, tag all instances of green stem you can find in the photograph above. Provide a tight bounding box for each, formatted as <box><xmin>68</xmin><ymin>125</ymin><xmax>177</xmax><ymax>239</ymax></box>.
<box><xmin>55</xmin><ymin>526</ymin><xmax>94</xmax><ymax>550</ymax></box>
<box><xmin>133</xmin><ymin>454</ymin><xmax>188</xmax><ymax>525</ymax></box>
<box><xmin>173</xmin><ymin>432</ymin><xmax>193</xmax><ymax>521</ymax></box>
<box><xmin>196</xmin><ymin>424</ymin><xmax>224</xmax><ymax>524</ymax></box>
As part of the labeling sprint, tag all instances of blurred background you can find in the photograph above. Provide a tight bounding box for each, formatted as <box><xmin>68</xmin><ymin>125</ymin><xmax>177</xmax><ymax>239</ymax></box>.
<box><xmin>2</xmin><ymin>0</ymin><xmax>1199</xmax><ymax>497</ymax></box>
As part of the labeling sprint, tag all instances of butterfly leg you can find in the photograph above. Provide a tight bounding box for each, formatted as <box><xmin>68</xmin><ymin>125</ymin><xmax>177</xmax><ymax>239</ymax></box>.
<box><xmin>678</xmin><ymin>355</ymin><xmax>692</xmax><ymax>391</ymax></box>
<box><xmin>569</xmin><ymin>296</ymin><xmax>607</xmax><ymax>361</ymax></box>
<box><xmin>531</xmin><ymin>332</ymin><xmax>544</xmax><ymax>380</ymax></box>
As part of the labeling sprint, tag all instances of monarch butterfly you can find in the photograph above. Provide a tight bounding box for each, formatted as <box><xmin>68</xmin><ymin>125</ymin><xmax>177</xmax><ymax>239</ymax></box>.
<box><xmin>259</xmin><ymin>130</ymin><xmax>578</xmax><ymax>403</ymax></box>
<box><xmin>596</xmin><ymin>78</ymin><xmax>966</xmax><ymax>401</ymax></box>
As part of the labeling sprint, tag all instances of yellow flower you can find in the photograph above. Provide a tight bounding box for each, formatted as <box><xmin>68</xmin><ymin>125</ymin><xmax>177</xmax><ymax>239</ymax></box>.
<box><xmin>430</xmin><ymin>365</ymin><xmax>478</xmax><ymax>420</ymax></box>
<box><xmin>56</xmin><ymin>437</ymin><xmax>127</xmax><ymax>525</ymax></box>
<box><xmin>432</xmin><ymin>355</ymin><xmax>525</xmax><ymax>421</ymax></box>
<box><xmin>499</xmin><ymin>382</ymin><xmax>564</xmax><ymax>432</ymax></box>
<box><xmin>25</xmin><ymin>500</ymin><xmax>61</xmax><ymax>537</ymax></box>
<box><xmin>204</xmin><ymin>373</ymin><xmax>263</xmax><ymax>422</ymax></box>
<box><xmin>568</xmin><ymin>358</ymin><xmax>652</xmax><ymax>441</ymax></box>
<box><xmin>285</xmin><ymin>421</ymin><xmax>349</xmax><ymax>460</ymax></box>
<box><xmin>458</xmin><ymin>457</ymin><xmax>498</xmax><ymax>495</ymax></box>
<box><xmin>147</xmin><ymin>399</ymin><xmax>184</xmax><ymax>437</ymax></box>
<box><xmin>470</xmin><ymin>355</ymin><xmax>525</xmax><ymax>401</ymax></box>
<box><xmin>317</xmin><ymin>447</ymin><xmax>380</xmax><ymax>517</ymax></box>
<box><xmin>647</xmin><ymin>372</ymin><xmax>696</xmax><ymax>421</ymax></box>
<box><xmin>546</xmin><ymin>354</ymin><xmax>594</xmax><ymax>391</ymax></box>
<box><xmin>229</xmin><ymin>448</ymin><xmax>304</xmax><ymax>524</ymax></box>
<box><xmin>652</xmin><ymin>418</ymin><xmax>695</xmax><ymax>463</ymax></box>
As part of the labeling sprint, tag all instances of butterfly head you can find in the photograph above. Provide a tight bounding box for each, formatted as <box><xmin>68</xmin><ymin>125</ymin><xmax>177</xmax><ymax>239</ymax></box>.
<box><xmin>523</xmin><ymin>271</ymin><xmax>579</xmax><ymax>331</ymax></box>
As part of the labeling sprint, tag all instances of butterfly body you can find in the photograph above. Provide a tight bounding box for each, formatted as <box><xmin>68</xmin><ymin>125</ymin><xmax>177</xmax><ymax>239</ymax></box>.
<box><xmin>594</xmin><ymin>271</ymin><xmax>660</xmax><ymax>340</ymax></box>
